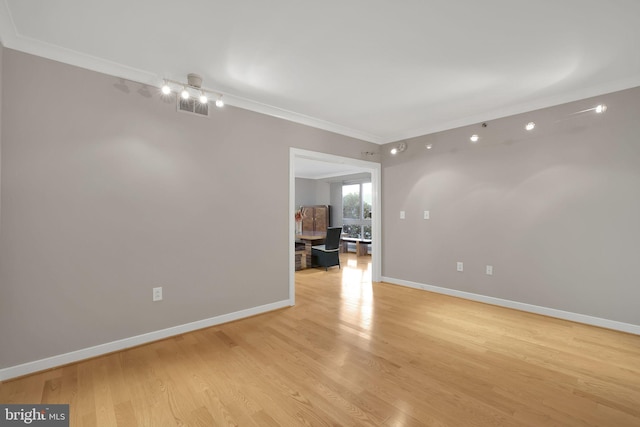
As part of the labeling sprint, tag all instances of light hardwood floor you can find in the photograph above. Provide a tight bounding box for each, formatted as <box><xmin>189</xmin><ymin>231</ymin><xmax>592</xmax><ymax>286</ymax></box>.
<box><xmin>1</xmin><ymin>254</ymin><xmax>639</xmax><ymax>426</ymax></box>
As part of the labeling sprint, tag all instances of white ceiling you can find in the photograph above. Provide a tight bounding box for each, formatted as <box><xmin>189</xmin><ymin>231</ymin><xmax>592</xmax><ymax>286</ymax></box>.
<box><xmin>1</xmin><ymin>1</ymin><xmax>639</xmax><ymax>144</ymax></box>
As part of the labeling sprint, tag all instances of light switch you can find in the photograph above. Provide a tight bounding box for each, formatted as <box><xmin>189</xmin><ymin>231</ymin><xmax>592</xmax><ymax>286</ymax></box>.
<box><xmin>486</xmin><ymin>265</ymin><xmax>493</xmax><ymax>275</ymax></box>
<box><xmin>423</xmin><ymin>210</ymin><xmax>430</xmax><ymax>220</ymax></box>
<box><xmin>457</xmin><ymin>262</ymin><xmax>463</xmax><ymax>272</ymax></box>
<box><xmin>400</xmin><ymin>211</ymin><xmax>405</xmax><ymax>219</ymax></box>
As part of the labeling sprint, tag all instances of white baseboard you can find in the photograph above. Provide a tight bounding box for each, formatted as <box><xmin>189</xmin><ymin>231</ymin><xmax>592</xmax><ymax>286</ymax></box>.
<box><xmin>0</xmin><ymin>299</ymin><xmax>293</xmax><ymax>382</ymax></box>
<box><xmin>381</xmin><ymin>276</ymin><xmax>640</xmax><ymax>336</ymax></box>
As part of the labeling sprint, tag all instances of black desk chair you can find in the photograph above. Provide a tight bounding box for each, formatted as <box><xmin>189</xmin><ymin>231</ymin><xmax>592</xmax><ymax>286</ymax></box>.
<box><xmin>312</xmin><ymin>227</ymin><xmax>342</xmax><ymax>271</ymax></box>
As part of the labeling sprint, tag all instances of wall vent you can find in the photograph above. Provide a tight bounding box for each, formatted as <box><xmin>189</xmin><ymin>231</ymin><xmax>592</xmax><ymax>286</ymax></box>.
<box><xmin>177</xmin><ymin>97</ymin><xmax>210</xmax><ymax>117</ymax></box>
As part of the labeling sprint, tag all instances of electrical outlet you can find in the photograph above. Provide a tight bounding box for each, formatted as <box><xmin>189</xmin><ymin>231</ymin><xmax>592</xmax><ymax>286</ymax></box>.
<box><xmin>457</xmin><ymin>262</ymin><xmax>464</xmax><ymax>272</ymax></box>
<box><xmin>400</xmin><ymin>211</ymin><xmax>406</xmax><ymax>219</ymax></box>
<box><xmin>153</xmin><ymin>287</ymin><xmax>163</xmax><ymax>302</ymax></box>
<box><xmin>423</xmin><ymin>210</ymin><xmax>430</xmax><ymax>220</ymax></box>
<box><xmin>486</xmin><ymin>265</ymin><xmax>493</xmax><ymax>275</ymax></box>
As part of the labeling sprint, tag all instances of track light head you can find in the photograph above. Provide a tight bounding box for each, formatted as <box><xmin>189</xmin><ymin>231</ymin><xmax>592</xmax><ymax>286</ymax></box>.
<box><xmin>390</xmin><ymin>142</ymin><xmax>407</xmax><ymax>155</ymax></box>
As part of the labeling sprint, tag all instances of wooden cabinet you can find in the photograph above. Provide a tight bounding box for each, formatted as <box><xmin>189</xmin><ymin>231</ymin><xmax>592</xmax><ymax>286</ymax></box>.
<box><xmin>301</xmin><ymin>205</ymin><xmax>330</xmax><ymax>233</ymax></box>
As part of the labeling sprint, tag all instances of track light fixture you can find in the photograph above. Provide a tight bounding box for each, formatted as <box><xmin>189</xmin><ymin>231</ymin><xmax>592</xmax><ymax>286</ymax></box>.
<box><xmin>390</xmin><ymin>142</ymin><xmax>407</xmax><ymax>155</ymax></box>
<box><xmin>468</xmin><ymin>122</ymin><xmax>488</xmax><ymax>143</ymax></box>
<box><xmin>161</xmin><ymin>73</ymin><xmax>225</xmax><ymax>108</ymax></box>
<box><xmin>572</xmin><ymin>103</ymin><xmax>608</xmax><ymax>116</ymax></box>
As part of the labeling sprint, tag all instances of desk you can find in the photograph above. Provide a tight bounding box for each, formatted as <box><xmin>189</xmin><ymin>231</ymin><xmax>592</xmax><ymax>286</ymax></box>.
<box><xmin>295</xmin><ymin>232</ymin><xmax>325</xmax><ymax>269</ymax></box>
<box><xmin>340</xmin><ymin>237</ymin><xmax>371</xmax><ymax>256</ymax></box>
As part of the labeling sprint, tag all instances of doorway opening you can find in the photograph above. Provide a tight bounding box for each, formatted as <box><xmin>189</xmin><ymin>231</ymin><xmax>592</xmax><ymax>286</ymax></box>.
<box><xmin>289</xmin><ymin>148</ymin><xmax>381</xmax><ymax>305</ymax></box>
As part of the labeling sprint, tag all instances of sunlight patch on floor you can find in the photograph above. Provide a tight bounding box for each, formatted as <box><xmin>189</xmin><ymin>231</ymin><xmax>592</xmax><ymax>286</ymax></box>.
<box><xmin>340</xmin><ymin>257</ymin><xmax>374</xmax><ymax>334</ymax></box>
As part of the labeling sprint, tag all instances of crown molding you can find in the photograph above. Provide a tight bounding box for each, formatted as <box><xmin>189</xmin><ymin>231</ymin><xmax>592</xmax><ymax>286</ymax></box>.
<box><xmin>2</xmin><ymin>1</ymin><xmax>639</xmax><ymax>146</ymax></box>
<box><xmin>384</xmin><ymin>74</ymin><xmax>640</xmax><ymax>144</ymax></box>
<box><xmin>0</xmin><ymin>3</ymin><xmax>384</xmax><ymax>144</ymax></box>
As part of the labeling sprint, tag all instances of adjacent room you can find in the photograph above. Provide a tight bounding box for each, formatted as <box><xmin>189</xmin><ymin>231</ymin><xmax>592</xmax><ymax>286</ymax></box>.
<box><xmin>1</xmin><ymin>1</ymin><xmax>639</xmax><ymax>426</ymax></box>
<box><xmin>294</xmin><ymin>157</ymin><xmax>374</xmax><ymax>273</ymax></box>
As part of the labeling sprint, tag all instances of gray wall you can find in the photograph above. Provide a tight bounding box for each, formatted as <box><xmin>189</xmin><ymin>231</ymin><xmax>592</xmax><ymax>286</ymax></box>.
<box><xmin>0</xmin><ymin>48</ymin><xmax>379</xmax><ymax>368</ymax></box>
<box><xmin>330</xmin><ymin>182</ymin><xmax>343</xmax><ymax>227</ymax></box>
<box><xmin>2</xmin><ymin>45</ymin><xmax>638</xmax><ymax>370</ymax></box>
<box><xmin>381</xmin><ymin>86</ymin><xmax>640</xmax><ymax>325</ymax></box>
<box><xmin>0</xmin><ymin>43</ymin><xmax>3</xmax><ymax>240</ymax></box>
<box><xmin>295</xmin><ymin>178</ymin><xmax>330</xmax><ymax>208</ymax></box>
<box><xmin>316</xmin><ymin>181</ymin><xmax>330</xmax><ymax>206</ymax></box>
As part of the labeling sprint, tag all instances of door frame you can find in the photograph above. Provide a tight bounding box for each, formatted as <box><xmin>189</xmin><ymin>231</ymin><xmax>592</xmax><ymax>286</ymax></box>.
<box><xmin>289</xmin><ymin>148</ymin><xmax>382</xmax><ymax>305</ymax></box>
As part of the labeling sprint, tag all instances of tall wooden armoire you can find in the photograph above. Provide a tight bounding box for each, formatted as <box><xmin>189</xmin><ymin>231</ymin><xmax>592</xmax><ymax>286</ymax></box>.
<box><xmin>301</xmin><ymin>205</ymin><xmax>330</xmax><ymax>234</ymax></box>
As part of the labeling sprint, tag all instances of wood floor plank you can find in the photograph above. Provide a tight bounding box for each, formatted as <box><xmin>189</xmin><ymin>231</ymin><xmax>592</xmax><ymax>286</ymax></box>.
<box><xmin>1</xmin><ymin>253</ymin><xmax>639</xmax><ymax>426</ymax></box>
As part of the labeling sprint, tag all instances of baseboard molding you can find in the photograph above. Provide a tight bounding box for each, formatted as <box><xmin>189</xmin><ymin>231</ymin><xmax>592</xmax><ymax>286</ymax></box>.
<box><xmin>0</xmin><ymin>299</ymin><xmax>293</xmax><ymax>382</ymax></box>
<box><xmin>381</xmin><ymin>276</ymin><xmax>640</xmax><ymax>336</ymax></box>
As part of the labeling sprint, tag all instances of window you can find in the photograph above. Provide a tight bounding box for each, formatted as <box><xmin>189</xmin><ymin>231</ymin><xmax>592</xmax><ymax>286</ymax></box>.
<box><xmin>342</xmin><ymin>182</ymin><xmax>372</xmax><ymax>239</ymax></box>
<box><xmin>342</xmin><ymin>184</ymin><xmax>360</xmax><ymax>219</ymax></box>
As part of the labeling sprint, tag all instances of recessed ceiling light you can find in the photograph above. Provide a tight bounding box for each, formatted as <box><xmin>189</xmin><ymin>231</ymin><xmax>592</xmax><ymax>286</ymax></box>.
<box><xmin>525</xmin><ymin>122</ymin><xmax>536</xmax><ymax>131</ymax></box>
<box><xmin>595</xmin><ymin>104</ymin><xmax>607</xmax><ymax>113</ymax></box>
<box><xmin>470</xmin><ymin>134</ymin><xmax>479</xmax><ymax>143</ymax></box>
<box><xmin>390</xmin><ymin>148</ymin><xmax>398</xmax><ymax>155</ymax></box>
<box><xmin>426</xmin><ymin>144</ymin><xmax>433</xmax><ymax>150</ymax></box>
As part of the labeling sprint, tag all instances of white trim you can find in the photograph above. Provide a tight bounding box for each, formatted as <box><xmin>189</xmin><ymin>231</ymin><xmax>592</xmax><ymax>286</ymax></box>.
<box><xmin>392</xmin><ymin>75</ymin><xmax>640</xmax><ymax>144</ymax></box>
<box><xmin>0</xmin><ymin>299</ymin><xmax>290</xmax><ymax>381</ymax></box>
<box><xmin>3</xmin><ymin>0</ymin><xmax>640</xmax><ymax>145</ymax></box>
<box><xmin>0</xmin><ymin>0</ymin><xmax>17</xmax><ymax>47</ymax></box>
<box><xmin>0</xmin><ymin>4</ymin><xmax>384</xmax><ymax>144</ymax></box>
<box><xmin>227</xmin><ymin>96</ymin><xmax>385</xmax><ymax>144</ymax></box>
<box><xmin>288</xmin><ymin>150</ymin><xmax>297</xmax><ymax>307</ymax></box>
<box><xmin>290</xmin><ymin>148</ymin><xmax>381</xmax><ymax>286</ymax></box>
<box><xmin>3</xmin><ymin>2</ymin><xmax>640</xmax><ymax>145</ymax></box>
<box><xmin>381</xmin><ymin>276</ymin><xmax>640</xmax><ymax>336</ymax></box>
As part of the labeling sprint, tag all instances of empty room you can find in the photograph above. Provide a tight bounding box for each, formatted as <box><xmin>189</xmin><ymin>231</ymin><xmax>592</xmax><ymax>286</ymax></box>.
<box><xmin>1</xmin><ymin>1</ymin><xmax>639</xmax><ymax>426</ymax></box>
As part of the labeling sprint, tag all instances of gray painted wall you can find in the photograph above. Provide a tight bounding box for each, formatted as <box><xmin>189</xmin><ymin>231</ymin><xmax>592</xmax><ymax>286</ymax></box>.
<box><xmin>0</xmin><ymin>48</ymin><xmax>379</xmax><ymax>368</ymax></box>
<box><xmin>295</xmin><ymin>178</ymin><xmax>330</xmax><ymax>208</ymax></box>
<box><xmin>330</xmin><ymin>182</ymin><xmax>343</xmax><ymax>227</ymax></box>
<box><xmin>316</xmin><ymin>181</ymin><xmax>330</xmax><ymax>206</ymax></box>
<box><xmin>295</xmin><ymin>178</ymin><xmax>317</xmax><ymax>207</ymax></box>
<box><xmin>381</xmin><ymin>86</ymin><xmax>640</xmax><ymax>325</ymax></box>
<box><xmin>0</xmin><ymin>43</ymin><xmax>3</xmax><ymax>241</ymax></box>
<box><xmin>2</xmin><ymin>45</ymin><xmax>639</xmax><ymax>371</ymax></box>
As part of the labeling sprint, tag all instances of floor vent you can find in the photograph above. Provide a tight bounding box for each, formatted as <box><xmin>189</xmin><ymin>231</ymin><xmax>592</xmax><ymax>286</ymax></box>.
<box><xmin>177</xmin><ymin>97</ymin><xmax>210</xmax><ymax>117</ymax></box>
